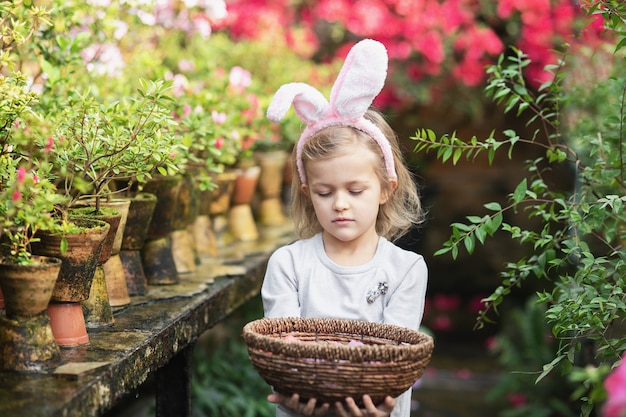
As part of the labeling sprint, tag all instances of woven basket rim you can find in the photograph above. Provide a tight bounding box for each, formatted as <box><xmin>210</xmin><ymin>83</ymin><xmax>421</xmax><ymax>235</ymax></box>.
<box><xmin>242</xmin><ymin>317</ymin><xmax>434</xmax><ymax>363</ymax></box>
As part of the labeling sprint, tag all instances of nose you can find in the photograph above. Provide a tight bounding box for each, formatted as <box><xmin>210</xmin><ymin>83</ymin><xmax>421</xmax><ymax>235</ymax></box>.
<box><xmin>333</xmin><ymin>192</ymin><xmax>349</xmax><ymax>211</ymax></box>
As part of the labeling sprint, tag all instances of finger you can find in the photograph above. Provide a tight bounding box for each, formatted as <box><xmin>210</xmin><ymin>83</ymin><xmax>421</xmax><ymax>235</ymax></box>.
<box><xmin>343</xmin><ymin>397</ymin><xmax>362</xmax><ymax>415</ymax></box>
<box><xmin>301</xmin><ymin>397</ymin><xmax>318</xmax><ymax>415</ymax></box>
<box><xmin>379</xmin><ymin>395</ymin><xmax>395</xmax><ymax>412</ymax></box>
<box><xmin>361</xmin><ymin>394</ymin><xmax>377</xmax><ymax>412</ymax></box>
<box><xmin>285</xmin><ymin>393</ymin><xmax>301</xmax><ymax>410</ymax></box>
<box><xmin>314</xmin><ymin>402</ymin><xmax>331</xmax><ymax>416</ymax></box>
<box><xmin>334</xmin><ymin>401</ymin><xmax>349</xmax><ymax>417</ymax></box>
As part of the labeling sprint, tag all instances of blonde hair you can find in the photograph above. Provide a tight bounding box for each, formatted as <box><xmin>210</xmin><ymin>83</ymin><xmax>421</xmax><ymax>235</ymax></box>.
<box><xmin>290</xmin><ymin>108</ymin><xmax>424</xmax><ymax>241</ymax></box>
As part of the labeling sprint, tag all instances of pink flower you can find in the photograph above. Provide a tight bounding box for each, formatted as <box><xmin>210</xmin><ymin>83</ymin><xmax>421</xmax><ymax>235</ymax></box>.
<box><xmin>182</xmin><ymin>104</ymin><xmax>192</xmax><ymax>118</ymax></box>
<box><xmin>228</xmin><ymin>66</ymin><xmax>251</xmax><ymax>92</ymax></box>
<box><xmin>604</xmin><ymin>361</ymin><xmax>626</xmax><ymax>417</ymax></box>
<box><xmin>191</xmin><ymin>13</ymin><xmax>212</xmax><ymax>39</ymax></box>
<box><xmin>485</xmin><ymin>336</ymin><xmax>498</xmax><ymax>352</ymax></box>
<box><xmin>45</xmin><ymin>136</ymin><xmax>54</xmax><ymax>153</ymax></box>
<box><xmin>32</xmin><ymin>174</ymin><xmax>40</xmax><ymax>184</ymax></box>
<box><xmin>16</xmin><ymin>166</ymin><xmax>26</xmax><ymax>184</ymax></box>
<box><xmin>11</xmin><ymin>190</ymin><xmax>22</xmax><ymax>202</ymax></box>
<box><xmin>215</xmin><ymin>137</ymin><xmax>225</xmax><ymax>149</ymax></box>
<box><xmin>211</xmin><ymin>110</ymin><xmax>227</xmax><ymax>124</ymax></box>
<box><xmin>166</xmin><ymin>73</ymin><xmax>189</xmax><ymax>97</ymax></box>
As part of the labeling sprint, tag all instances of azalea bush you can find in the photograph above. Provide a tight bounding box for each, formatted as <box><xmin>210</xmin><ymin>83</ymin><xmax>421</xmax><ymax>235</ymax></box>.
<box><xmin>412</xmin><ymin>1</ymin><xmax>625</xmax><ymax>415</ymax></box>
<box><xmin>220</xmin><ymin>0</ymin><xmax>604</xmax><ymax>118</ymax></box>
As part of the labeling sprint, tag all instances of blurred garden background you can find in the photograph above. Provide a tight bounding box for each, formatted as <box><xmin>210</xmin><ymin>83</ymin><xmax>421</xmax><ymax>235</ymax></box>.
<box><xmin>2</xmin><ymin>0</ymin><xmax>626</xmax><ymax>416</ymax></box>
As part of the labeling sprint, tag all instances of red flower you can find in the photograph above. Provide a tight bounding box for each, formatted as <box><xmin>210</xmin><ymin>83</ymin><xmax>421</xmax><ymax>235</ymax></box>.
<box><xmin>16</xmin><ymin>166</ymin><xmax>26</xmax><ymax>184</ymax></box>
<box><xmin>432</xmin><ymin>294</ymin><xmax>461</xmax><ymax>311</ymax></box>
<box><xmin>507</xmin><ymin>392</ymin><xmax>528</xmax><ymax>408</ymax></box>
<box><xmin>11</xmin><ymin>190</ymin><xmax>22</xmax><ymax>202</ymax></box>
<box><xmin>44</xmin><ymin>136</ymin><xmax>54</xmax><ymax>153</ymax></box>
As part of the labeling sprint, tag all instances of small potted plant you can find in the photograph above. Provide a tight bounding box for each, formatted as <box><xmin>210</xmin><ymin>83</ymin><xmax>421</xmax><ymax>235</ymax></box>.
<box><xmin>0</xmin><ymin>72</ymin><xmax>68</xmax><ymax>370</ymax></box>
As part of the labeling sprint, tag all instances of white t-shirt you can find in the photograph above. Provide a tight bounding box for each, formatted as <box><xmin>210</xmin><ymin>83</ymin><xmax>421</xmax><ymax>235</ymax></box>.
<box><xmin>261</xmin><ymin>233</ymin><xmax>428</xmax><ymax>417</ymax></box>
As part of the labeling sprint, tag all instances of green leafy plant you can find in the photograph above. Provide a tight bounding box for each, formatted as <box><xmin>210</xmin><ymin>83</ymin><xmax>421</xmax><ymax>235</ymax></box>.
<box><xmin>192</xmin><ymin>338</ymin><xmax>274</xmax><ymax>417</ymax></box>
<box><xmin>191</xmin><ymin>296</ymin><xmax>274</xmax><ymax>417</ymax></box>
<box><xmin>486</xmin><ymin>296</ymin><xmax>578</xmax><ymax>417</ymax></box>
<box><xmin>51</xmin><ymin>79</ymin><xmax>185</xmax><ymax>212</ymax></box>
<box><xmin>412</xmin><ymin>2</ymin><xmax>626</xmax><ymax>414</ymax></box>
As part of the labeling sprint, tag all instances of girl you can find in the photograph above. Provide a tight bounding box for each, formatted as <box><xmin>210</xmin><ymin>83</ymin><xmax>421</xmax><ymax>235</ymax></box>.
<box><xmin>261</xmin><ymin>39</ymin><xmax>428</xmax><ymax>417</ymax></box>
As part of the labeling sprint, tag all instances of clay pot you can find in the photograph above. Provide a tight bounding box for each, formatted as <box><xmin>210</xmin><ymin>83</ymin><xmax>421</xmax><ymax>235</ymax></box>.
<box><xmin>117</xmin><ymin>192</ymin><xmax>157</xmax><ymax>295</ymax></box>
<box><xmin>71</xmin><ymin>198</ymin><xmax>130</xmax><ymax>255</ymax></box>
<box><xmin>32</xmin><ymin>218</ymin><xmax>110</xmax><ymax>303</ymax></box>
<box><xmin>228</xmin><ymin>164</ymin><xmax>261</xmax><ymax>241</ymax></box>
<box><xmin>199</xmin><ymin>170</ymin><xmax>238</xmax><ymax>216</ymax></box>
<box><xmin>69</xmin><ymin>206</ymin><xmax>122</xmax><ymax>264</ymax></box>
<box><xmin>0</xmin><ymin>314</ymin><xmax>60</xmax><ymax>372</ymax></box>
<box><xmin>141</xmin><ymin>236</ymin><xmax>178</xmax><ymax>285</ymax></box>
<box><xmin>172</xmin><ymin>173</ymin><xmax>200</xmax><ymax>231</ymax></box>
<box><xmin>143</xmin><ymin>175</ymin><xmax>183</xmax><ymax>240</ymax></box>
<box><xmin>103</xmin><ymin>254</ymin><xmax>130</xmax><ymax>307</ymax></box>
<box><xmin>121</xmin><ymin>192</ymin><xmax>157</xmax><ymax>251</ymax></box>
<box><xmin>194</xmin><ymin>171</ymin><xmax>238</xmax><ymax>256</ymax></box>
<box><xmin>231</xmin><ymin>165</ymin><xmax>261</xmax><ymax>206</ymax></box>
<box><xmin>46</xmin><ymin>302</ymin><xmax>90</xmax><ymax>347</ymax></box>
<box><xmin>255</xmin><ymin>150</ymin><xmax>289</xmax><ymax>199</ymax></box>
<box><xmin>82</xmin><ymin>265</ymin><xmax>114</xmax><ymax>328</ymax></box>
<box><xmin>0</xmin><ymin>255</ymin><xmax>61</xmax><ymax>319</ymax></box>
<box><xmin>72</xmin><ymin>201</ymin><xmax>132</xmax><ymax>306</ymax></box>
<box><xmin>255</xmin><ymin>151</ymin><xmax>289</xmax><ymax>226</ymax></box>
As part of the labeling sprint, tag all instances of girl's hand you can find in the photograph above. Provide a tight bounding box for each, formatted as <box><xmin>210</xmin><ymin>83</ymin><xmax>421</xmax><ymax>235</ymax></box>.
<box><xmin>267</xmin><ymin>392</ymin><xmax>331</xmax><ymax>416</ymax></box>
<box><xmin>334</xmin><ymin>395</ymin><xmax>395</xmax><ymax>417</ymax></box>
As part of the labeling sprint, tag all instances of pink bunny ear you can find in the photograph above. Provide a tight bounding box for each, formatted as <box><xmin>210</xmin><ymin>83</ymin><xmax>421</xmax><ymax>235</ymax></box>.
<box><xmin>267</xmin><ymin>39</ymin><xmax>396</xmax><ymax>184</ymax></box>
<box><xmin>266</xmin><ymin>82</ymin><xmax>329</xmax><ymax>125</ymax></box>
<box><xmin>329</xmin><ymin>39</ymin><xmax>388</xmax><ymax>119</ymax></box>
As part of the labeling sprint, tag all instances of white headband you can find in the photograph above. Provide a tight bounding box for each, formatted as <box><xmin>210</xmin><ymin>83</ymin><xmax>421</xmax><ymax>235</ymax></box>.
<box><xmin>266</xmin><ymin>39</ymin><xmax>396</xmax><ymax>183</ymax></box>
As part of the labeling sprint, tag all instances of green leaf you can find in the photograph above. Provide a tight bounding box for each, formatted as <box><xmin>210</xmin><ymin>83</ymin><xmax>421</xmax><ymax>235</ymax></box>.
<box><xmin>512</xmin><ymin>178</ymin><xmax>527</xmax><ymax>204</ymax></box>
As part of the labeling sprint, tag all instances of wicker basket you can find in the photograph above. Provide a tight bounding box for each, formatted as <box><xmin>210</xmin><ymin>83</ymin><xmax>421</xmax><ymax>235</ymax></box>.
<box><xmin>242</xmin><ymin>317</ymin><xmax>434</xmax><ymax>407</ymax></box>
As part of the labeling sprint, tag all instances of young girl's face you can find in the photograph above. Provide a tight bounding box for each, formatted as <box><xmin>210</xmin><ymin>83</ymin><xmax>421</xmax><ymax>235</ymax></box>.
<box><xmin>301</xmin><ymin>144</ymin><xmax>390</xmax><ymax>245</ymax></box>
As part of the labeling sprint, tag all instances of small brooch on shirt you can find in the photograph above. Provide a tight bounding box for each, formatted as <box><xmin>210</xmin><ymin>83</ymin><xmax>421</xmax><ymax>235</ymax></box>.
<box><xmin>366</xmin><ymin>281</ymin><xmax>388</xmax><ymax>304</ymax></box>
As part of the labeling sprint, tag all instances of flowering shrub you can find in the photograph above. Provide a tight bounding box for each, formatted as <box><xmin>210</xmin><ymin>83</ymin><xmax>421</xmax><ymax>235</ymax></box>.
<box><xmin>220</xmin><ymin>0</ymin><xmax>605</xmax><ymax>114</ymax></box>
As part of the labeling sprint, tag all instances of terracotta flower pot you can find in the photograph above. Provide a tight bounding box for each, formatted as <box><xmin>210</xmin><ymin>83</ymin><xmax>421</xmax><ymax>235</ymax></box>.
<box><xmin>32</xmin><ymin>218</ymin><xmax>110</xmax><ymax>303</ymax></box>
<box><xmin>46</xmin><ymin>302</ymin><xmax>90</xmax><ymax>347</ymax></box>
<box><xmin>121</xmin><ymin>192</ymin><xmax>157</xmax><ymax>251</ymax></box>
<box><xmin>82</xmin><ymin>265</ymin><xmax>114</xmax><ymax>328</ymax></box>
<box><xmin>0</xmin><ymin>256</ymin><xmax>62</xmax><ymax>371</ymax></box>
<box><xmin>0</xmin><ymin>314</ymin><xmax>60</xmax><ymax>372</ymax></box>
<box><xmin>69</xmin><ymin>206</ymin><xmax>122</xmax><ymax>264</ymax></box>
<box><xmin>0</xmin><ymin>255</ymin><xmax>62</xmax><ymax>319</ymax></box>
<box><xmin>231</xmin><ymin>165</ymin><xmax>261</xmax><ymax>206</ymax></box>
<box><xmin>254</xmin><ymin>151</ymin><xmax>289</xmax><ymax>226</ymax></box>
<box><xmin>71</xmin><ymin>202</ymin><xmax>131</xmax><ymax>306</ymax></box>
<box><xmin>199</xmin><ymin>170</ymin><xmax>238</xmax><ymax>216</ymax></box>
<box><xmin>228</xmin><ymin>165</ymin><xmax>261</xmax><ymax>241</ymax></box>
<box><xmin>143</xmin><ymin>175</ymin><xmax>183</xmax><ymax>240</ymax></box>
<box><xmin>119</xmin><ymin>192</ymin><xmax>157</xmax><ymax>296</ymax></box>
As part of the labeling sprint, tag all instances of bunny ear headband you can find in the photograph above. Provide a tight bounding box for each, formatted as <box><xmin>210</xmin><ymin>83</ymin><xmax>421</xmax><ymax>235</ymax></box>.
<box><xmin>266</xmin><ymin>38</ymin><xmax>396</xmax><ymax>183</ymax></box>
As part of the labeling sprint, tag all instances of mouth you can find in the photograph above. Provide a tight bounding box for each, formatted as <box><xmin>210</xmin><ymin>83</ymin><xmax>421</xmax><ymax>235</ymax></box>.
<box><xmin>332</xmin><ymin>217</ymin><xmax>353</xmax><ymax>224</ymax></box>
